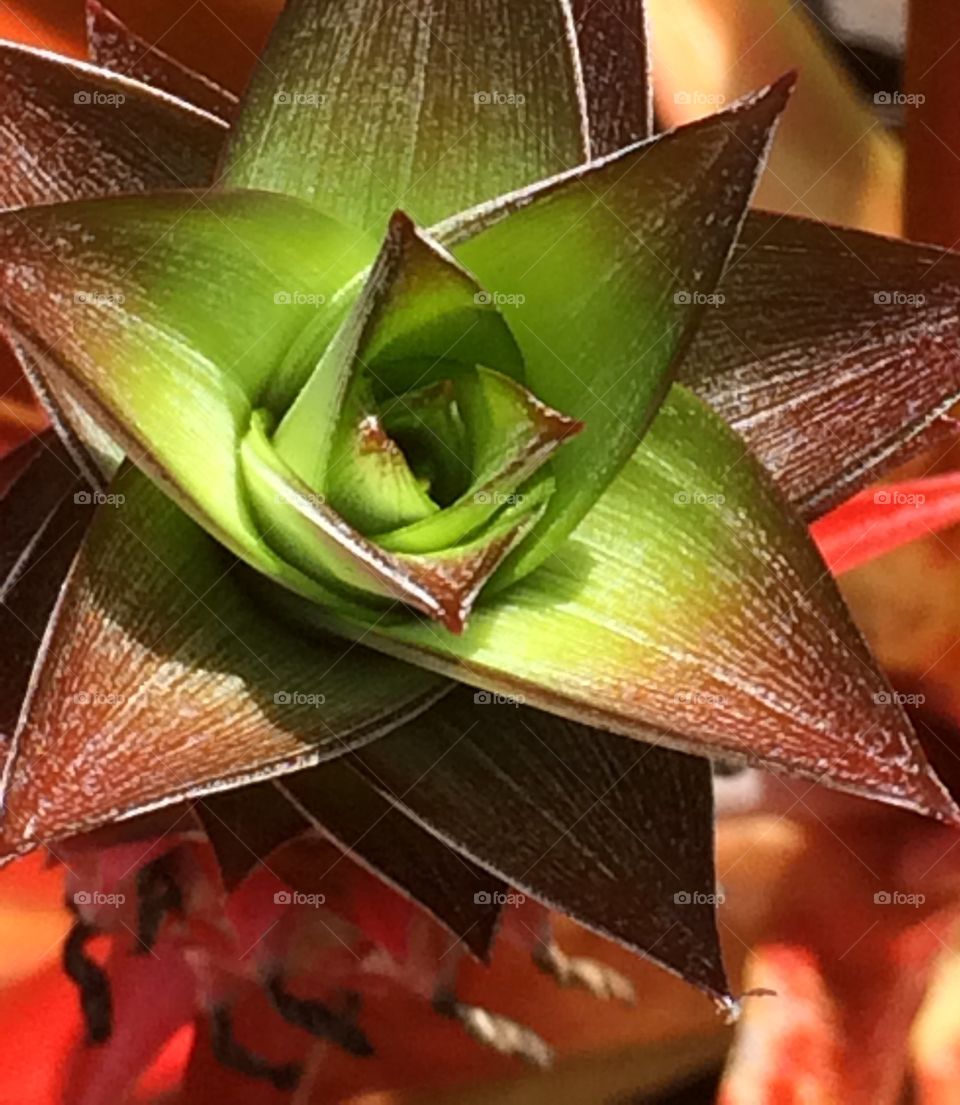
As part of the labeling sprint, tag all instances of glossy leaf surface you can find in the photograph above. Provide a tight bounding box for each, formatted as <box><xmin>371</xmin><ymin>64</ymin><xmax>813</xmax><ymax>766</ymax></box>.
<box><xmin>681</xmin><ymin>213</ymin><xmax>960</xmax><ymax>519</ymax></box>
<box><xmin>248</xmin><ymin>212</ymin><xmax>575</xmax><ymax>626</ymax></box>
<box><xmin>0</xmin><ymin>40</ymin><xmax>224</xmax><ymax>209</ymax></box>
<box><xmin>0</xmin><ymin>83</ymin><xmax>786</xmax><ymax>622</ymax></box>
<box><xmin>572</xmin><ymin>0</ymin><xmax>651</xmax><ymax>154</ymax></box>
<box><xmin>10</xmin><ymin>18</ymin><xmax>958</xmax><ymax>527</ymax></box>
<box><xmin>0</xmin><ymin>190</ymin><xmax>377</xmax><ymax>604</ymax></box>
<box><xmin>0</xmin><ymin>0</ymin><xmax>950</xmax><ymax>853</ymax></box>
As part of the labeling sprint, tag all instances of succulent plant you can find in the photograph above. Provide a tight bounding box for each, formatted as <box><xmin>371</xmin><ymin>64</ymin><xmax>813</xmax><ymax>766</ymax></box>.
<box><xmin>3</xmin><ymin>0</ymin><xmax>960</xmax><ymax>1093</ymax></box>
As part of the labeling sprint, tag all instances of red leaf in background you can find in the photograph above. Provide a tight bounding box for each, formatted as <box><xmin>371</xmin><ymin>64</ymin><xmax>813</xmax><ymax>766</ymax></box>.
<box><xmin>813</xmin><ymin>471</ymin><xmax>960</xmax><ymax>575</ymax></box>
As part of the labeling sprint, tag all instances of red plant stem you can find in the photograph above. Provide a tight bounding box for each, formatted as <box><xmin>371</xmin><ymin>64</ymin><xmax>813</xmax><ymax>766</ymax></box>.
<box><xmin>905</xmin><ymin>0</ymin><xmax>960</xmax><ymax>246</ymax></box>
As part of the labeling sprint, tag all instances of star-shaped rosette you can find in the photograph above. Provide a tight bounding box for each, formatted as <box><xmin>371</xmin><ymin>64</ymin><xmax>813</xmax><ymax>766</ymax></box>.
<box><xmin>3</xmin><ymin>0</ymin><xmax>960</xmax><ymax>1019</ymax></box>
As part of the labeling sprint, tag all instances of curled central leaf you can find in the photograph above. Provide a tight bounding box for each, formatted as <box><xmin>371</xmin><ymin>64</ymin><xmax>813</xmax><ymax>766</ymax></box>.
<box><xmin>240</xmin><ymin>213</ymin><xmax>583</xmax><ymax>632</ymax></box>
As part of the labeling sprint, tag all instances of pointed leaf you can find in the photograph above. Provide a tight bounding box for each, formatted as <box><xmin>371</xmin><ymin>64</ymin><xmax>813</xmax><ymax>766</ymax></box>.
<box><xmin>198</xmin><ymin>764</ymin><xmax>504</xmax><ymax>961</ymax></box>
<box><xmin>0</xmin><ymin>469</ymin><xmax>445</xmax><ymax>859</ymax></box>
<box><xmin>85</xmin><ymin>0</ymin><xmax>238</xmax><ymax>122</ymax></box>
<box><xmin>374</xmin><ymin>371</ymin><xmax>579</xmax><ymax>554</ymax></box>
<box><xmin>681</xmin><ymin>212</ymin><xmax>960</xmax><ymax>518</ymax></box>
<box><xmin>0</xmin><ymin>89</ymin><xmax>786</xmax><ymax>594</ymax></box>
<box><xmin>0</xmin><ymin>433</ymin><xmax>82</xmax><ymax>594</ymax></box>
<box><xmin>221</xmin><ymin>0</ymin><xmax>589</xmax><ymax>229</ymax></box>
<box><xmin>352</xmin><ymin>686</ymin><xmax>728</xmax><ymax>999</ymax></box>
<box><xmin>438</xmin><ymin>77</ymin><xmax>794</xmax><ymax>580</ymax></box>
<box><xmin>196</xmin><ymin>782</ymin><xmax>310</xmax><ymax>891</ymax></box>
<box><xmin>0</xmin><ymin>33</ymin><xmax>225</xmax><ymax>488</ymax></box>
<box><xmin>279</xmin><ymin>762</ymin><xmax>505</xmax><ymax>961</ymax></box>
<box><xmin>0</xmin><ymin>41</ymin><xmax>224</xmax><ymax>210</ymax></box>
<box><xmin>568</xmin><ymin>1</ymin><xmax>949</xmax><ymax>515</ymax></box>
<box><xmin>812</xmin><ymin>473</ymin><xmax>960</xmax><ymax>576</ymax></box>
<box><xmin>572</xmin><ymin>0</ymin><xmax>651</xmax><ymax>155</ymax></box>
<box><xmin>333</xmin><ymin>386</ymin><xmax>959</xmax><ymax>823</ymax></box>
<box><xmin>241</xmin><ymin>409</ymin><xmax>452</xmax><ymax>618</ymax></box>
<box><xmin>0</xmin><ymin>37</ymin><xmax>225</xmax><ymax>490</ymax></box>
<box><xmin>1</xmin><ymin>135</ymin><xmax>950</xmax><ymax>820</ymax></box>
<box><xmin>1</xmin><ymin>438</ymin><xmax>90</xmax><ymax>740</ymax></box>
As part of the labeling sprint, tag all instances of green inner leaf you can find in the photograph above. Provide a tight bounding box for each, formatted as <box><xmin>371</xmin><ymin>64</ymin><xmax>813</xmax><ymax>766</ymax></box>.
<box><xmin>256</xmin><ymin>211</ymin><xmax>578</xmax><ymax>620</ymax></box>
<box><xmin>272</xmin><ymin>211</ymin><xmax>525</xmax><ymax>484</ymax></box>
<box><xmin>378</xmin><ymin>380</ymin><xmax>471</xmax><ymax>506</ymax></box>
<box><xmin>240</xmin><ymin>409</ymin><xmax>429</xmax><ymax>611</ymax></box>
<box><xmin>242</xmin><ymin>407</ymin><xmax>553</xmax><ymax>633</ymax></box>
<box><xmin>0</xmin><ymin>191</ymin><xmax>388</xmax><ymax>609</ymax></box>
<box><xmin>326</xmin><ymin>403</ymin><xmax>440</xmax><ymax>534</ymax></box>
<box><xmin>375</xmin><ymin>366</ymin><xmax>580</xmax><ymax>554</ymax></box>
